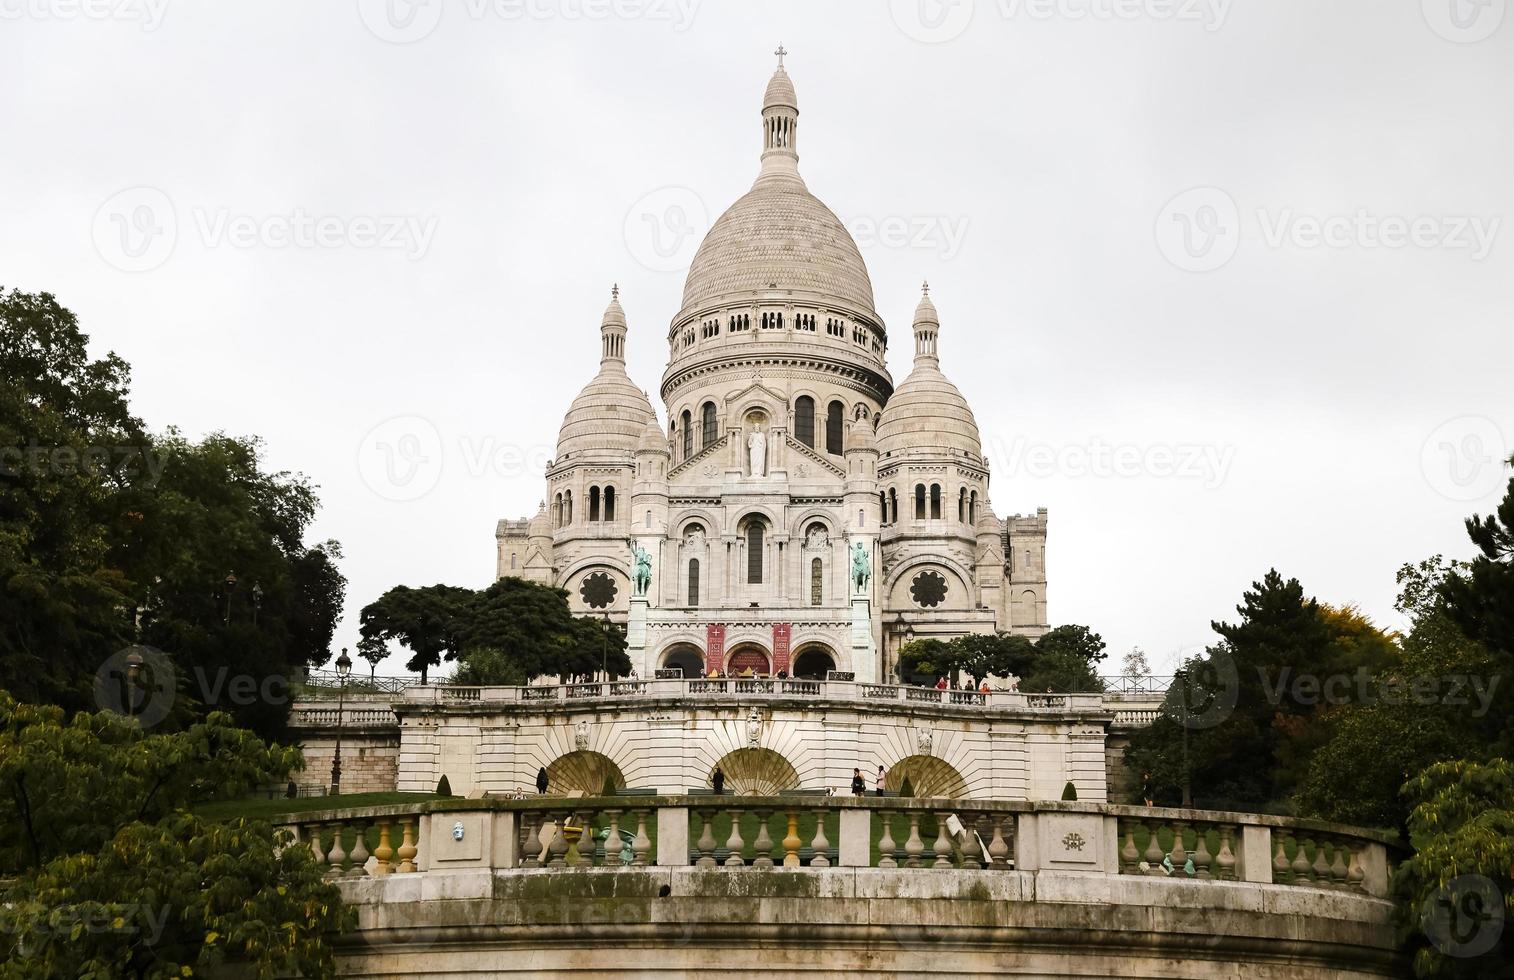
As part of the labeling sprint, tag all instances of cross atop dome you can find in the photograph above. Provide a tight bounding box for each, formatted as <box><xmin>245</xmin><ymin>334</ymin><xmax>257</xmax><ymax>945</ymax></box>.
<box><xmin>774</xmin><ymin>43</ymin><xmax>787</xmax><ymax>68</ymax></box>
<box><xmin>921</xmin><ymin>279</ymin><xmax>930</xmax><ymax>296</ymax></box>
<box><xmin>611</xmin><ymin>282</ymin><xmax>619</xmax><ymax>300</ymax></box>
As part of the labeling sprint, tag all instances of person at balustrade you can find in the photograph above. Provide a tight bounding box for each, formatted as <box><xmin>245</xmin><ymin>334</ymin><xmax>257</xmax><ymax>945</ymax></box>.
<box><xmin>875</xmin><ymin>765</ymin><xmax>886</xmax><ymax>797</ymax></box>
<box><xmin>713</xmin><ymin>766</ymin><xmax>726</xmax><ymax>795</ymax></box>
<box><xmin>536</xmin><ymin>767</ymin><xmax>549</xmax><ymax>795</ymax></box>
<box><xmin>851</xmin><ymin>769</ymin><xmax>866</xmax><ymax>796</ymax></box>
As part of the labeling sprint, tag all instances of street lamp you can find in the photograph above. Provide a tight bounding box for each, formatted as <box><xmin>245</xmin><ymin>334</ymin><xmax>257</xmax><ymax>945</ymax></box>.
<box><xmin>223</xmin><ymin>571</ymin><xmax>238</xmax><ymax>624</ymax></box>
<box><xmin>601</xmin><ymin>612</ymin><xmax>610</xmax><ymax>682</ymax></box>
<box><xmin>251</xmin><ymin>581</ymin><xmax>263</xmax><ymax>626</ymax></box>
<box><xmin>330</xmin><ymin>648</ymin><xmax>352</xmax><ymax>795</ymax></box>
<box><xmin>125</xmin><ymin>647</ymin><xmax>144</xmax><ymax>721</ymax></box>
<box><xmin>1176</xmin><ymin>667</ymin><xmax>1193</xmax><ymax>808</ymax></box>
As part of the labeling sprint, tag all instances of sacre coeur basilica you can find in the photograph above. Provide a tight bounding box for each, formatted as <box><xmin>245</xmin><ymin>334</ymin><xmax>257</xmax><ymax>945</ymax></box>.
<box><xmin>494</xmin><ymin>57</ymin><xmax>1050</xmax><ymax>685</ymax></box>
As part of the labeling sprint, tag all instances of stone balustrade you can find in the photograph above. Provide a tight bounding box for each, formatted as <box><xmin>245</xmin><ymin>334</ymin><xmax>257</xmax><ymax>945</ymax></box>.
<box><xmin>275</xmin><ymin>797</ymin><xmax>1394</xmax><ymax>900</ymax></box>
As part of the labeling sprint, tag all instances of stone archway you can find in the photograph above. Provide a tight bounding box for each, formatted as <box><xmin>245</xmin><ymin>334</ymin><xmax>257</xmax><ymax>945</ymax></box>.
<box><xmin>790</xmin><ymin>643</ymin><xmax>837</xmax><ymax>680</ymax></box>
<box><xmin>725</xmin><ymin>643</ymin><xmax>770</xmax><ymax>676</ymax></box>
<box><xmin>886</xmin><ymin>754</ymin><xmax>968</xmax><ymax>799</ymax></box>
<box><xmin>712</xmin><ymin>747</ymin><xmax>801</xmax><ymax>796</ymax></box>
<box><xmin>660</xmin><ymin>643</ymin><xmax>704</xmax><ymax>677</ymax></box>
<box><xmin>545</xmin><ymin>751</ymin><xmax>625</xmax><ymax>796</ymax></box>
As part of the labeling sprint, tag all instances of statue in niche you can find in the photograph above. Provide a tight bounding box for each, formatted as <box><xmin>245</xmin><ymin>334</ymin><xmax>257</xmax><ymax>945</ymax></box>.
<box><xmin>851</xmin><ymin>540</ymin><xmax>872</xmax><ymax>594</ymax></box>
<box><xmin>627</xmin><ymin>538</ymin><xmax>653</xmax><ymax>597</ymax></box>
<box><xmin>747</xmin><ymin>425</ymin><xmax>767</xmax><ymax>477</ymax></box>
<box><xmin>684</xmin><ymin>525</ymin><xmax>705</xmax><ymax>548</ymax></box>
<box><xmin>806</xmin><ymin>525</ymin><xmax>829</xmax><ymax>550</ymax></box>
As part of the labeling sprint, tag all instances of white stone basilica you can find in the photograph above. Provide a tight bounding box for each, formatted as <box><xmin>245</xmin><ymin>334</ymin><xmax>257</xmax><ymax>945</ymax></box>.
<box><xmin>496</xmin><ymin>60</ymin><xmax>1049</xmax><ymax>683</ymax></box>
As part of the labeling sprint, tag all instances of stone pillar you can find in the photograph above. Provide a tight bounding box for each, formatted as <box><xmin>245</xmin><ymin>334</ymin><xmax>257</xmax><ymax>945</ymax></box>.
<box><xmin>839</xmin><ymin>808</ymin><xmax>870</xmax><ymax>866</ymax></box>
<box><xmin>656</xmin><ymin>806</ymin><xmax>689</xmax><ymax>866</ymax></box>
<box><xmin>1240</xmin><ymin>825</ymin><xmax>1273</xmax><ymax>884</ymax></box>
<box><xmin>627</xmin><ymin>595</ymin><xmax>650</xmax><ymax>676</ymax></box>
<box><xmin>850</xmin><ymin>596</ymin><xmax>876</xmax><ymax>682</ymax></box>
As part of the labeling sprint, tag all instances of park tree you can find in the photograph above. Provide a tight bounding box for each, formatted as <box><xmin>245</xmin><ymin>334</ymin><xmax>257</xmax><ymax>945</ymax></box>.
<box><xmin>1022</xmin><ymin>646</ymin><xmax>1106</xmax><ymax>693</ymax></box>
<box><xmin>950</xmin><ymin>632</ymin><xmax>1036</xmax><ymax>685</ymax></box>
<box><xmin>897</xmin><ymin>638</ymin><xmax>956</xmax><ymax>684</ymax></box>
<box><xmin>1034</xmin><ymin>624</ymin><xmax>1108</xmax><ymax>666</ymax></box>
<box><xmin>0</xmin><ymin>692</ymin><xmax>348</xmax><ymax>976</ymax></box>
<box><xmin>0</xmin><ymin>289</ymin><xmax>345</xmax><ymax>735</ymax></box>
<box><xmin>356</xmin><ymin>634</ymin><xmax>389</xmax><ymax>678</ymax></box>
<box><xmin>1120</xmin><ymin>646</ymin><xmax>1152</xmax><ymax>683</ymax></box>
<box><xmin>1394</xmin><ymin>759</ymin><xmax>1514</xmax><ymax>978</ymax></box>
<box><xmin>460</xmin><ymin>577</ymin><xmax>630</xmax><ymax>681</ymax></box>
<box><xmin>358</xmin><ymin>583</ymin><xmax>471</xmax><ymax>683</ymax></box>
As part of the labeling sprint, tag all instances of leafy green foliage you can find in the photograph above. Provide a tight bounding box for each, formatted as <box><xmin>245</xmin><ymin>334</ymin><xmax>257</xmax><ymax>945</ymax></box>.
<box><xmin>358</xmin><ymin>583</ymin><xmax>470</xmax><ymax>683</ymax></box>
<box><xmin>436</xmin><ymin>774</ymin><xmax>452</xmax><ymax>797</ymax></box>
<box><xmin>1060</xmin><ymin>781</ymin><xmax>1078</xmax><ymax>801</ymax></box>
<box><xmin>1034</xmin><ymin>624</ymin><xmax>1108</xmax><ymax>666</ymax></box>
<box><xmin>1394</xmin><ymin>759</ymin><xmax>1514</xmax><ymax>978</ymax></box>
<box><xmin>0</xmin><ymin>691</ymin><xmax>347</xmax><ymax>977</ymax></box>
<box><xmin>0</xmin><ymin>288</ymin><xmax>346</xmax><ymax>734</ymax></box>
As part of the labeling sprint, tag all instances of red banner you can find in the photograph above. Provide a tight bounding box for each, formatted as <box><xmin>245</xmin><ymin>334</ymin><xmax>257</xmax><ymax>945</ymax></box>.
<box><xmin>706</xmin><ymin>624</ymin><xmax>726</xmax><ymax>675</ymax></box>
<box><xmin>772</xmin><ymin>623</ymin><xmax>792</xmax><ymax>676</ymax></box>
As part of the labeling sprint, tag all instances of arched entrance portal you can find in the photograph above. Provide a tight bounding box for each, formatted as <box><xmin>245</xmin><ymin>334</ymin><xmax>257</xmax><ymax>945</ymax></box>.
<box><xmin>725</xmin><ymin>643</ymin><xmax>770</xmax><ymax>676</ymax></box>
<box><xmin>712</xmin><ymin>747</ymin><xmax>801</xmax><ymax>795</ymax></box>
<box><xmin>660</xmin><ymin>644</ymin><xmax>704</xmax><ymax>677</ymax></box>
<box><xmin>886</xmin><ymin>755</ymin><xmax>969</xmax><ymax>800</ymax></box>
<box><xmin>545</xmin><ymin>751</ymin><xmax>625</xmax><ymax>796</ymax></box>
<box><xmin>791</xmin><ymin>644</ymin><xmax>837</xmax><ymax>680</ymax></box>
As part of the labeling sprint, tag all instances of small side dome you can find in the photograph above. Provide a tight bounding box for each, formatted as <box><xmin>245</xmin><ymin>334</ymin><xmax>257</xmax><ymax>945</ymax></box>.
<box><xmin>637</xmin><ymin>414</ymin><xmax>669</xmax><ymax>454</ymax></box>
<box><xmin>555</xmin><ymin>286</ymin><xmax>656</xmax><ymax>458</ymax></box>
<box><xmin>876</xmin><ymin>283</ymin><xmax>982</xmax><ymax>460</ymax></box>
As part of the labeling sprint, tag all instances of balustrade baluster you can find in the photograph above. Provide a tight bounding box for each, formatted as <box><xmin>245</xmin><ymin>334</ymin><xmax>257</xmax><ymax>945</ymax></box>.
<box><xmin>1142</xmin><ymin>820</ymin><xmax>1164</xmax><ymax>875</ymax></box>
<box><xmin>520</xmin><ymin>811</ymin><xmax>542</xmax><ymax>869</ymax></box>
<box><xmin>987</xmin><ymin>815</ymin><xmax>1010</xmax><ymax>870</ymax></box>
<box><xmin>568</xmin><ymin>808</ymin><xmax>594</xmax><ymax>867</ymax></box>
<box><xmin>695</xmin><ymin>809</ymin><xmax>718</xmax><ymax>868</ymax></box>
<box><xmin>1311</xmin><ymin>837</ymin><xmax>1332</xmax><ymax>887</ymax></box>
<box><xmin>307</xmin><ymin>822</ymin><xmax>328</xmax><ymax>868</ymax></box>
<box><xmin>782</xmin><ymin>809</ymin><xmax>802</xmax><ymax>867</ymax></box>
<box><xmin>1170</xmin><ymin>820</ymin><xmax>1188</xmax><ymax>876</ymax></box>
<box><xmin>904</xmin><ymin>812</ymin><xmax>925</xmax><ymax>868</ymax></box>
<box><xmin>631</xmin><ymin>809</ymin><xmax>652</xmax><ymax>867</ymax></box>
<box><xmin>725</xmin><ymin>808</ymin><xmax>747</xmax><ymax>867</ymax></box>
<box><xmin>547</xmin><ymin>813</ymin><xmax>570</xmax><ymax>869</ymax></box>
<box><xmin>604</xmin><ymin>810</ymin><xmax>624</xmax><ymax>867</ymax></box>
<box><xmin>1345</xmin><ymin>842</ymin><xmax>1365</xmax><ymax>893</ymax></box>
<box><xmin>1118</xmin><ymin>819</ymin><xmax>1139</xmax><ymax>874</ymax></box>
<box><xmin>809</xmin><ymin>809</ymin><xmax>830</xmax><ymax>867</ymax></box>
<box><xmin>1215</xmin><ymin>825</ymin><xmax>1237</xmax><ymax>881</ymax></box>
<box><xmin>1291</xmin><ymin>835</ymin><xmax>1314</xmax><ymax>883</ymax></box>
<box><xmin>960</xmin><ymin>815</ymin><xmax>983</xmax><ymax>870</ymax></box>
<box><xmin>348</xmin><ymin>821</ymin><xmax>371</xmax><ymax>876</ymax></box>
<box><xmin>877</xmin><ymin>811</ymin><xmax>898</xmax><ymax>868</ymax></box>
<box><xmin>374</xmin><ymin>819</ymin><xmax>394</xmax><ymax>875</ymax></box>
<box><xmin>931</xmin><ymin>811</ymin><xmax>953</xmax><ymax>868</ymax></box>
<box><xmin>1329</xmin><ymin>838</ymin><xmax>1349</xmax><ymax>889</ymax></box>
<box><xmin>752</xmin><ymin>809</ymin><xmax>774</xmax><ymax>868</ymax></box>
<box><xmin>1192</xmin><ymin>825</ymin><xmax>1213</xmax><ymax>880</ymax></box>
<box><xmin>1273</xmin><ymin>832</ymin><xmax>1292</xmax><ymax>884</ymax></box>
<box><xmin>396</xmin><ymin>818</ymin><xmax>418</xmax><ymax>873</ymax></box>
<box><xmin>325</xmin><ymin>821</ymin><xmax>348</xmax><ymax>876</ymax></box>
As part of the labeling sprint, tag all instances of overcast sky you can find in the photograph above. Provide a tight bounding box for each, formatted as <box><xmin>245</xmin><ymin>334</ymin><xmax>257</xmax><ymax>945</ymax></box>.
<box><xmin>3</xmin><ymin>0</ymin><xmax>1511</xmax><ymax>677</ymax></box>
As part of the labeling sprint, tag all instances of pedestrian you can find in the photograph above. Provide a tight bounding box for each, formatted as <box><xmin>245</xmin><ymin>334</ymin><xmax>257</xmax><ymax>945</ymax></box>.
<box><xmin>1141</xmin><ymin>772</ymin><xmax>1153</xmax><ymax>807</ymax></box>
<box><xmin>536</xmin><ymin>766</ymin><xmax>549</xmax><ymax>795</ymax></box>
<box><xmin>979</xmin><ymin>680</ymin><xmax>991</xmax><ymax>693</ymax></box>
<box><xmin>712</xmin><ymin>766</ymin><xmax>725</xmax><ymax>795</ymax></box>
<box><xmin>851</xmin><ymin>768</ymin><xmax>866</xmax><ymax>796</ymax></box>
<box><xmin>874</xmin><ymin>765</ymin><xmax>886</xmax><ymax>797</ymax></box>
<box><xmin>935</xmin><ymin>676</ymin><xmax>948</xmax><ymax>691</ymax></box>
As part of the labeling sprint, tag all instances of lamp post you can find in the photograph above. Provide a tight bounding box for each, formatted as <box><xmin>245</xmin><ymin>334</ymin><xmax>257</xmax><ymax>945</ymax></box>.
<box><xmin>124</xmin><ymin>647</ymin><xmax>144</xmax><ymax>722</ymax></box>
<box><xmin>223</xmin><ymin>571</ymin><xmax>237</xmax><ymax>625</ymax></box>
<box><xmin>330</xmin><ymin>648</ymin><xmax>352</xmax><ymax>795</ymax></box>
<box><xmin>1176</xmin><ymin>667</ymin><xmax>1193</xmax><ymax>808</ymax></box>
<box><xmin>601</xmin><ymin>612</ymin><xmax>610</xmax><ymax>682</ymax></box>
<box><xmin>251</xmin><ymin>581</ymin><xmax>263</xmax><ymax>626</ymax></box>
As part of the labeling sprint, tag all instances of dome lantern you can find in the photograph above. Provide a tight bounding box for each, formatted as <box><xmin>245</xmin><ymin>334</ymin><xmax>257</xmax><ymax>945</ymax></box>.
<box><xmin>601</xmin><ymin>283</ymin><xmax>627</xmax><ymax>367</ymax></box>
<box><xmin>759</xmin><ymin>44</ymin><xmax>800</xmax><ymax>185</ymax></box>
<box><xmin>913</xmin><ymin>280</ymin><xmax>940</xmax><ymax>365</ymax></box>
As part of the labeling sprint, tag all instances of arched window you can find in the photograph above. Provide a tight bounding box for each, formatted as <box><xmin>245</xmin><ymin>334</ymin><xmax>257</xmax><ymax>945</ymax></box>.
<box><xmin>510</xmin><ymin>553</ymin><xmax>517</xmax><ymax>569</ymax></box>
<box><xmin>688</xmin><ymin>558</ymin><xmax>700</xmax><ymax>607</ymax></box>
<box><xmin>564</xmin><ymin>490</ymin><xmax>573</xmax><ymax>524</ymax></box>
<box><xmin>680</xmin><ymin>410</ymin><xmax>693</xmax><ymax>459</ymax></box>
<box><xmin>603</xmin><ymin>486</ymin><xmax>615</xmax><ymax>522</ymax></box>
<box><xmin>889</xmin><ymin>487</ymin><xmax>898</xmax><ymax>524</ymax></box>
<box><xmin>930</xmin><ymin>484</ymin><xmax>942</xmax><ymax>520</ymax></box>
<box><xmin>794</xmin><ymin>396</ymin><xmax>815</xmax><ymax>448</ymax></box>
<box><xmin>879</xmin><ymin>491</ymin><xmax>887</xmax><ymax>523</ymax></box>
<box><xmin>825</xmin><ymin>401</ymin><xmax>844</xmax><ymax>455</ymax></box>
<box><xmin>914</xmin><ymin>484</ymin><xmax>925</xmax><ymax>520</ymax></box>
<box><xmin>553</xmin><ymin>493</ymin><xmax>562</xmax><ymax>526</ymax></box>
<box><xmin>811</xmin><ymin>557</ymin><xmax>823</xmax><ymax>606</ymax></box>
<box><xmin>969</xmin><ymin>490</ymin><xmax>978</xmax><ymax>524</ymax></box>
<box><xmin>588</xmin><ymin>486</ymin><xmax>601</xmax><ymax>523</ymax></box>
<box><xmin>958</xmin><ymin>488</ymin><xmax>967</xmax><ymax>522</ymax></box>
<box><xmin>746</xmin><ymin>519</ymin><xmax>765</xmax><ymax>584</ymax></box>
<box><xmin>701</xmin><ymin>402</ymin><xmax>717</xmax><ymax>447</ymax></box>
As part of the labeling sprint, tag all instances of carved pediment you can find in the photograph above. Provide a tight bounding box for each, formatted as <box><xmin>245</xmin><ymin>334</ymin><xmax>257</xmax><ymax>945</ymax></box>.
<box><xmin>785</xmin><ymin>435</ymin><xmax>846</xmax><ymax>479</ymax></box>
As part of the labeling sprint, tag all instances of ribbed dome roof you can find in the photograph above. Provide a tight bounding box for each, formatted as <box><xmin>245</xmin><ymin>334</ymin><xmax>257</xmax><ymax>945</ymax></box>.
<box><xmin>763</xmin><ymin>67</ymin><xmax>797</xmax><ymax>110</ymax></box>
<box><xmin>679</xmin><ymin>182</ymin><xmax>876</xmax><ymax>316</ymax></box>
<box><xmin>556</xmin><ymin>368</ymin><xmax>656</xmax><ymax>458</ymax></box>
<box><xmin>876</xmin><ymin>286</ymin><xmax>981</xmax><ymax>460</ymax></box>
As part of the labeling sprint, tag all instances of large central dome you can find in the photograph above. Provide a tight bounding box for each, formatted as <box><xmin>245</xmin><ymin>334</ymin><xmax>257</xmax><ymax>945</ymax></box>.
<box><xmin>675</xmin><ymin>64</ymin><xmax>877</xmax><ymax>322</ymax></box>
<box><xmin>679</xmin><ymin>181</ymin><xmax>876</xmax><ymax>317</ymax></box>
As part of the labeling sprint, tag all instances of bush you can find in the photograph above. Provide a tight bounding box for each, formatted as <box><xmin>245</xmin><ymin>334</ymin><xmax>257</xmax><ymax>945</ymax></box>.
<box><xmin>898</xmin><ymin>776</ymin><xmax>914</xmax><ymax>798</ymax></box>
<box><xmin>600</xmin><ymin>774</ymin><xmax>617</xmax><ymax>796</ymax></box>
<box><xmin>1061</xmin><ymin>781</ymin><xmax>1078</xmax><ymax>801</ymax></box>
<box><xmin>436</xmin><ymin>774</ymin><xmax>453</xmax><ymax>797</ymax></box>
